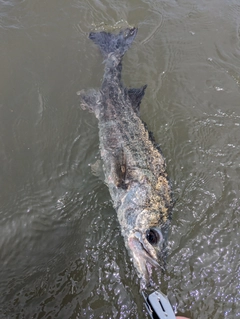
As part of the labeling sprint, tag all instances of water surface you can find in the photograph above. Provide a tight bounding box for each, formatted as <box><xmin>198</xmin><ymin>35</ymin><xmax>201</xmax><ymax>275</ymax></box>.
<box><xmin>0</xmin><ymin>0</ymin><xmax>240</xmax><ymax>318</ymax></box>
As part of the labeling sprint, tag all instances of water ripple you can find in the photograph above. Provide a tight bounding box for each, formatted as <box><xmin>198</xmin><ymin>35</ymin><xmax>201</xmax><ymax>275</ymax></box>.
<box><xmin>1</xmin><ymin>0</ymin><xmax>240</xmax><ymax>318</ymax></box>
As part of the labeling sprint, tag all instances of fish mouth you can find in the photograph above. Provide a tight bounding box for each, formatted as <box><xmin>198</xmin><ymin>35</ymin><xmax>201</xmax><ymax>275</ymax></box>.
<box><xmin>128</xmin><ymin>231</ymin><xmax>160</xmax><ymax>288</ymax></box>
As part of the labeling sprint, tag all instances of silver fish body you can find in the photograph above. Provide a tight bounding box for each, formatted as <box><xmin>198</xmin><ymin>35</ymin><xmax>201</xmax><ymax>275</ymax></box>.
<box><xmin>80</xmin><ymin>28</ymin><xmax>173</xmax><ymax>287</ymax></box>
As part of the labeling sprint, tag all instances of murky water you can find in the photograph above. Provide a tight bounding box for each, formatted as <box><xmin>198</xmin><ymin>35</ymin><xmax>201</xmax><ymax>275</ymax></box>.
<box><xmin>0</xmin><ymin>0</ymin><xmax>240</xmax><ymax>318</ymax></box>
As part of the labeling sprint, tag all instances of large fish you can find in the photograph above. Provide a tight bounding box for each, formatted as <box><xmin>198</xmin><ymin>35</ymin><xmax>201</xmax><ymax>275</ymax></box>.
<box><xmin>79</xmin><ymin>27</ymin><xmax>173</xmax><ymax>287</ymax></box>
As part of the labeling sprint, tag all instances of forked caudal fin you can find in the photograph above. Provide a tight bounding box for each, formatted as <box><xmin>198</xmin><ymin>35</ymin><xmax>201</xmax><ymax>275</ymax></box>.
<box><xmin>79</xmin><ymin>27</ymin><xmax>147</xmax><ymax>114</ymax></box>
<box><xmin>89</xmin><ymin>27</ymin><xmax>138</xmax><ymax>58</ymax></box>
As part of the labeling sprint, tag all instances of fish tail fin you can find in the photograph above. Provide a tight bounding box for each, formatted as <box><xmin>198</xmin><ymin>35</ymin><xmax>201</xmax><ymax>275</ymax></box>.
<box><xmin>89</xmin><ymin>27</ymin><xmax>138</xmax><ymax>59</ymax></box>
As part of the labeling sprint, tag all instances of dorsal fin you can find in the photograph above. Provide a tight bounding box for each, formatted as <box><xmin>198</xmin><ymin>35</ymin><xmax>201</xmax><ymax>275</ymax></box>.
<box><xmin>126</xmin><ymin>85</ymin><xmax>147</xmax><ymax>114</ymax></box>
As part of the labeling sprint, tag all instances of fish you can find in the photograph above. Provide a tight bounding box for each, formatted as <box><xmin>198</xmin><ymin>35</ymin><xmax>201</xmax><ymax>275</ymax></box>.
<box><xmin>79</xmin><ymin>27</ymin><xmax>173</xmax><ymax>288</ymax></box>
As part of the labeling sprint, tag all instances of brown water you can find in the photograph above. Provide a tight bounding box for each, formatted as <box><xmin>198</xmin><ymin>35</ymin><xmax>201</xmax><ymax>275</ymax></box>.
<box><xmin>0</xmin><ymin>0</ymin><xmax>240</xmax><ymax>318</ymax></box>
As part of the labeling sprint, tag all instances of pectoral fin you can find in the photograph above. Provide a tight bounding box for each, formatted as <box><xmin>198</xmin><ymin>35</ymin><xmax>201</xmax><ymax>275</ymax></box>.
<box><xmin>77</xmin><ymin>89</ymin><xmax>102</xmax><ymax>114</ymax></box>
<box><xmin>113</xmin><ymin>148</ymin><xmax>128</xmax><ymax>189</ymax></box>
<box><xmin>91</xmin><ymin>159</ymin><xmax>105</xmax><ymax>181</ymax></box>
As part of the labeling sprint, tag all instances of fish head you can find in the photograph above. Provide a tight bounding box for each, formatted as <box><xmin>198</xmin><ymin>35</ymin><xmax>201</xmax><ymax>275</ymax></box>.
<box><xmin>127</xmin><ymin>210</ymin><xmax>170</xmax><ymax>288</ymax></box>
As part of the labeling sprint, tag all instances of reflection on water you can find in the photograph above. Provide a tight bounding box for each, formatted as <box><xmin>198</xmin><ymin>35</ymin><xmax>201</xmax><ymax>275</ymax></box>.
<box><xmin>0</xmin><ymin>0</ymin><xmax>240</xmax><ymax>318</ymax></box>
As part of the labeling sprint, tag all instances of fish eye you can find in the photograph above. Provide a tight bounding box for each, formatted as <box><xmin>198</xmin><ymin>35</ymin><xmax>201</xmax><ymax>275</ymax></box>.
<box><xmin>146</xmin><ymin>228</ymin><xmax>163</xmax><ymax>245</ymax></box>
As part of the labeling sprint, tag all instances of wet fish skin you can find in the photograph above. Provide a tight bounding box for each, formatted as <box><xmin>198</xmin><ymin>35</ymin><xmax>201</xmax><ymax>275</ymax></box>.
<box><xmin>80</xmin><ymin>27</ymin><xmax>173</xmax><ymax>287</ymax></box>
